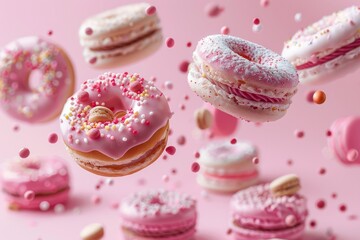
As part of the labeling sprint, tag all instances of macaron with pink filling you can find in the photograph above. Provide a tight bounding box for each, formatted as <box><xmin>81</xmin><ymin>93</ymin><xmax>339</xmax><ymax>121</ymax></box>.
<box><xmin>230</xmin><ymin>178</ymin><xmax>308</xmax><ymax>240</ymax></box>
<box><xmin>282</xmin><ymin>6</ymin><xmax>360</xmax><ymax>85</ymax></box>
<box><xmin>1</xmin><ymin>156</ymin><xmax>70</xmax><ymax>210</ymax></box>
<box><xmin>197</xmin><ymin>140</ymin><xmax>259</xmax><ymax>192</ymax></box>
<box><xmin>188</xmin><ymin>34</ymin><xmax>299</xmax><ymax>122</ymax></box>
<box><xmin>79</xmin><ymin>2</ymin><xmax>163</xmax><ymax>68</ymax></box>
<box><xmin>328</xmin><ymin>116</ymin><xmax>360</xmax><ymax>165</ymax></box>
<box><xmin>120</xmin><ymin>189</ymin><xmax>197</xmax><ymax>240</ymax></box>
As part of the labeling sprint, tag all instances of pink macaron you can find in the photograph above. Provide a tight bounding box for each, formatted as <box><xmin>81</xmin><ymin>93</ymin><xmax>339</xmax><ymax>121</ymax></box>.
<box><xmin>120</xmin><ymin>189</ymin><xmax>197</xmax><ymax>240</ymax></box>
<box><xmin>230</xmin><ymin>183</ymin><xmax>308</xmax><ymax>240</ymax></box>
<box><xmin>282</xmin><ymin>6</ymin><xmax>360</xmax><ymax>85</ymax></box>
<box><xmin>188</xmin><ymin>34</ymin><xmax>299</xmax><ymax>122</ymax></box>
<box><xmin>197</xmin><ymin>140</ymin><xmax>259</xmax><ymax>192</ymax></box>
<box><xmin>79</xmin><ymin>3</ymin><xmax>163</xmax><ymax>68</ymax></box>
<box><xmin>328</xmin><ymin>116</ymin><xmax>360</xmax><ymax>165</ymax></box>
<box><xmin>1</xmin><ymin>156</ymin><xmax>70</xmax><ymax>210</ymax></box>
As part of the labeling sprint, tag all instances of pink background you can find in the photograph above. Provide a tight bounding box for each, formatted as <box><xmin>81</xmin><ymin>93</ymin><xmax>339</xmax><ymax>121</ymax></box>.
<box><xmin>0</xmin><ymin>0</ymin><xmax>360</xmax><ymax>239</ymax></box>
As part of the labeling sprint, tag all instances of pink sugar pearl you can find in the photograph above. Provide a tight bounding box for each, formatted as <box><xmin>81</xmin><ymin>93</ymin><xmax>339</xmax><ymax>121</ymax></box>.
<box><xmin>230</xmin><ymin>138</ymin><xmax>237</xmax><ymax>144</ymax></box>
<box><xmin>179</xmin><ymin>61</ymin><xmax>190</xmax><ymax>73</ymax></box>
<box><xmin>162</xmin><ymin>174</ymin><xmax>169</xmax><ymax>182</ymax></box>
<box><xmin>194</xmin><ymin>152</ymin><xmax>200</xmax><ymax>158</ymax></box>
<box><xmin>19</xmin><ymin>148</ymin><xmax>30</xmax><ymax>158</ymax></box>
<box><xmin>85</xmin><ymin>27</ymin><xmax>93</xmax><ymax>35</ymax></box>
<box><xmin>24</xmin><ymin>191</ymin><xmax>35</xmax><ymax>201</ymax></box>
<box><xmin>253</xmin><ymin>18</ymin><xmax>260</xmax><ymax>25</ymax></box>
<box><xmin>92</xmin><ymin>195</ymin><xmax>101</xmax><ymax>204</ymax></box>
<box><xmin>294</xmin><ymin>130</ymin><xmax>304</xmax><ymax>138</ymax></box>
<box><xmin>252</xmin><ymin>157</ymin><xmax>259</xmax><ymax>164</ymax></box>
<box><xmin>88</xmin><ymin>129</ymin><xmax>101</xmax><ymax>140</ymax></box>
<box><xmin>89</xmin><ymin>57</ymin><xmax>97</xmax><ymax>64</ymax></box>
<box><xmin>77</xmin><ymin>91</ymin><xmax>89</xmax><ymax>102</ymax></box>
<box><xmin>166</xmin><ymin>146</ymin><xmax>176</xmax><ymax>155</ymax></box>
<box><xmin>339</xmin><ymin>204</ymin><xmax>347</xmax><ymax>212</ymax></box>
<box><xmin>221</xmin><ymin>26</ymin><xmax>230</xmax><ymax>35</ymax></box>
<box><xmin>347</xmin><ymin>149</ymin><xmax>358</xmax><ymax>162</ymax></box>
<box><xmin>145</xmin><ymin>5</ymin><xmax>156</xmax><ymax>15</ymax></box>
<box><xmin>260</xmin><ymin>0</ymin><xmax>270</xmax><ymax>7</ymax></box>
<box><xmin>316</xmin><ymin>199</ymin><xmax>326</xmax><ymax>209</ymax></box>
<box><xmin>177</xmin><ymin>135</ymin><xmax>186</xmax><ymax>145</ymax></box>
<box><xmin>205</xmin><ymin>2</ymin><xmax>223</xmax><ymax>17</ymax></box>
<box><xmin>285</xmin><ymin>215</ymin><xmax>296</xmax><ymax>226</ymax></box>
<box><xmin>48</xmin><ymin>133</ymin><xmax>58</xmax><ymax>144</ymax></box>
<box><xmin>130</xmin><ymin>81</ymin><xmax>143</xmax><ymax>93</ymax></box>
<box><xmin>191</xmin><ymin>162</ymin><xmax>200</xmax><ymax>172</ymax></box>
<box><xmin>166</xmin><ymin>38</ymin><xmax>175</xmax><ymax>48</ymax></box>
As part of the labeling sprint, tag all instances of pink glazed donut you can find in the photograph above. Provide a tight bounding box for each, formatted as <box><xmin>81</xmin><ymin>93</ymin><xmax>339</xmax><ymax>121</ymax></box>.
<box><xmin>0</xmin><ymin>36</ymin><xmax>75</xmax><ymax>123</ymax></box>
<box><xmin>230</xmin><ymin>184</ymin><xmax>308</xmax><ymax>240</ymax></box>
<box><xmin>120</xmin><ymin>189</ymin><xmax>197</xmax><ymax>240</ymax></box>
<box><xmin>282</xmin><ymin>6</ymin><xmax>360</xmax><ymax>85</ymax></box>
<box><xmin>1</xmin><ymin>156</ymin><xmax>70</xmax><ymax>211</ymax></box>
<box><xmin>60</xmin><ymin>72</ymin><xmax>172</xmax><ymax>177</ymax></box>
<box><xmin>188</xmin><ymin>35</ymin><xmax>299</xmax><ymax>122</ymax></box>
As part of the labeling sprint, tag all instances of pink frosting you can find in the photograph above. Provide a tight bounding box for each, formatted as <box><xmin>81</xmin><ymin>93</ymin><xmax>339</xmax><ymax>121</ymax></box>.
<box><xmin>59</xmin><ymin>72</ymin><xmax>172</xmax><ymax>159</ymax></box>
<box><xmin>212</xmin><ymin>80</ymin><xmax>286</xmax><ymax>104</ymax></box>
<box><xmin>231</xmin><ymin>184</ymin><xmax>308</xmax><ymax>230</ymax></box>
<box><xmin>1</xmin><ymin>156</ymin><xmax>70</xmax><ymax>209</ymax></box>
<box><xmin>0</xmin><ymin>36</ymin><xmax>74</xmax><ymax>123</ymax></box>
<box><xmin>120</xmin><ymin>189</ymin><xmax>197</xmax><ymax>238</ymax></box>
<box><xmin>296</xmin><ymin>37</ymin><xmax>360</xmax><ymax>70</ymax></box>
<box><xmin>194</xmin><ymin>34</ymin><xmax>298</xmax><ymax>89</ymax></box>
<box><xmin>328</xmin><ymin>116</ymin><xmax>360</xmax><ymax>165</ymax></box>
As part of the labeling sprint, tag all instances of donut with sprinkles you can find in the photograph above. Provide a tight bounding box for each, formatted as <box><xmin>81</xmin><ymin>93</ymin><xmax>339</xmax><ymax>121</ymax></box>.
<box><xmin>60</xmin><ymin>72</ymin><xmax>172</xmax><ymax>177</ymax></box>
<box><xmin>0</xmin><ymin>36</ymin><xmax>75</xmax><ymax>123</ymax></box>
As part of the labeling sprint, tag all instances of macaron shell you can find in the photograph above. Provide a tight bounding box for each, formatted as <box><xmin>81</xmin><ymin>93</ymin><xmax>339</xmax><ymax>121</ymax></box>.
<box><xmin>6</xmin><ymin>188</ymin><xmax>69</xmax><ymax>210</ymax></box>
<box><xmin>231</xmin><ymin>221</ymin><xmax>305</xmax><ymax>240</ymax></box>
<box><xmin>83</xmin><ymin>32</ymin><xmax>163</xmax><ymax>68</ymax></box>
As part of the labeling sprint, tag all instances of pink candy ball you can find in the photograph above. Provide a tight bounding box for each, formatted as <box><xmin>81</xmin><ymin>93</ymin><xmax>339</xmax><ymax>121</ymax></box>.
<box><xmin>48</xmin><ymin>133</ymin><xmax>58</xmax><ymax>144</ymax></box>
<box><xmin>145</xmin><ymin>5</ymin><xmax>157</xmax><ymax>15</ymax></box>
<box><xmin>24</xmin><ymin>190</ymin><xmax>35</xmax><ymax>201</ymax></box>
<box><xmin>221</xmin><ymin>26</ymin><xmax>230</xmax><ymax>35</ymax></box>
<box><xmin>205</xmin><ymin>2</ymin><xmax>223</xmax><ymax>17</ymax></box>
<box><xmin>191</xmin><ymin>162</ymin><xmax>200</xmax><ymax>172</ymax></box>
<box><xmin>165</xmin><ymin>146</ymin><xmax>176</xmax><ymax>155</ymax></box>
<box><xmin>19</xmin><ymin>148</ymin><xmax>30</xmax><ymax>158</ymax></box>
<box><xmin>166</xmin><ymin>38</ymin><xmax>175</xmax><ymax>48</ymax></box>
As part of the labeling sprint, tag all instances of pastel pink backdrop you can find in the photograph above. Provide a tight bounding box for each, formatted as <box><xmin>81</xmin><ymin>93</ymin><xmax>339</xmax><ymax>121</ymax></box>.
<box><xmin>0</xmin><ymin>0</ymin><xmax>359</xmax><ymax>239</ymax></box>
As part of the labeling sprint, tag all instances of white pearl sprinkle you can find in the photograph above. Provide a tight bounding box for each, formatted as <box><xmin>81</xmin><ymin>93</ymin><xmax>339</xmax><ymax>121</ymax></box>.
<box><xmin>39</xmin><ymin>201</ymin><xmax>50</xmax><ymax>211</ymax></box>
<box><xmin>294</xmin><ymin>13</ymin><xmax>302</xmax><ymax>22</ymax></box>
<box><xmin>122</xmin><ymin>137</ymin><xmax>128</xmax><ymax>142</ymax></box>
<box><xmin>54</xmin><ymin>204</ymin><xmax>65</xmax><ymax>213</ymax></box>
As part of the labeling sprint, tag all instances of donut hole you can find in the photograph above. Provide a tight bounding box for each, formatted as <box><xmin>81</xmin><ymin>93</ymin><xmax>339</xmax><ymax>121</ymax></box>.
<box><xmin>28</xmin><ymin>70</ymin><xmax>43</xmax><ymax>92</ymax></box>
<box><xmin>238</xmin><ymin>53</ymin><xmax>251</xmax><ymax>62</ymax></box>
